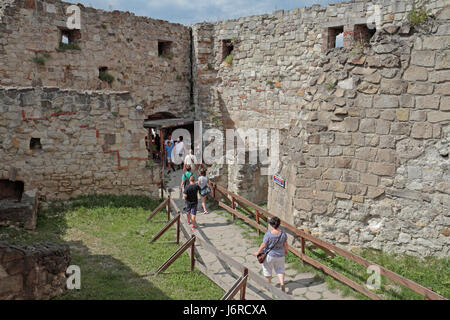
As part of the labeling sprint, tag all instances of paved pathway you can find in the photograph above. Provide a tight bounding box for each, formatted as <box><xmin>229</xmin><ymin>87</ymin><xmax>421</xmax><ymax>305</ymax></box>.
<box><xmin>165</xmin><ymin>169</ymin><xmax>354</xmax><ymax>300</ymax></box>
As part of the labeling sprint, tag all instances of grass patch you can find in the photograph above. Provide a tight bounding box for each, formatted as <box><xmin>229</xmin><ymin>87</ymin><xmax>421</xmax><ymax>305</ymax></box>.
<box><xmin>210</xmin><ymin>197</ymin><xmax>450</xmax><ymax>300</ymax></box>
<box><xmin>0</xmin><ymin>194</ymin><xmax>224</xmax><ymax>300</ymax></box>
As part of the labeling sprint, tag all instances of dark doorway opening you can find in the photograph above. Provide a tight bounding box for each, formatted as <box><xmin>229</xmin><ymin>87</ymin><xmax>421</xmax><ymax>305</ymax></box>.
<box><xmin>0</xmin><ymin>180</ymin><xmax>24</xmax><ymax>202</ymax></box>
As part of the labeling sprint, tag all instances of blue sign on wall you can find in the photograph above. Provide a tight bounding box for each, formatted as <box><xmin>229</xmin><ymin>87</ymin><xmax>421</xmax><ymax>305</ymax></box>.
<box><xmin>273</xmin><ymin>175</ymin><xmax>285</xmax><ymax>188</ymax></box>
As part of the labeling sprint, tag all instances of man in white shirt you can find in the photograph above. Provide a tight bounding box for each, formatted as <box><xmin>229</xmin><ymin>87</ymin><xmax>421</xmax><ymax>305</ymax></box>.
<box><xmin>174</xmin><ymin>136</ymin><xmax>185</xmax><ymax>170</ymax></box>
<box><xmin>184</xmin><ymin>149</ymin><xmax>198</xmax><ymax>172</ymax></box>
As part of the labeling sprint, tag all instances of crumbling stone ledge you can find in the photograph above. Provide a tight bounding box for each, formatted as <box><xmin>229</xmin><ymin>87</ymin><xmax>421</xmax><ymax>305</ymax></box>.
<box><xmin>0</xmin><ymin>242</ymin><xmax>71</xmax><ymax>300</ymax></box>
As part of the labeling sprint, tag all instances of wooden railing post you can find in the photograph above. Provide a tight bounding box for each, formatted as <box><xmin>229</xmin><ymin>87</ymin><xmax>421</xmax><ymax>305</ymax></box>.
<box><xmin>231</xmin><ymin>197</ymin><xmax>236</xmax><ymax>222</ymax></box>
<box><xmin>255</xmin><ymin>210</ymin><xmax>260</xmax><ymax>237</ymax></box>
<box><xmin>240</xmin><ymin>268</ymin><xmax>248</xmax><ymax>300</ymax></box>
<box><xmin>301</xmin><ymin>237</ymin><xmax>305</xmax><ymax>255</ymax></box>
<box><xmin>176</xmin><ymin>214</ymin><xmax>180</xmax><ymax>244</ymax></box>
<box><xmin>190</xmin><ymin>234</ymin><xmax>196</xmax><ymax>271</ymax></box>
<box><xmin>167</xmin><ymin>194</ymin><xmax>171</xmax><ymax>222</ymax></box>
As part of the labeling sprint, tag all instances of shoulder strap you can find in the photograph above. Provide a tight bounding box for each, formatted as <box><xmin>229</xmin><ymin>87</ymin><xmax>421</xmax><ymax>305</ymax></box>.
<box><xmin>265</xmin><ymin>231</ymin><xmax>284</xmax><ymax>255</ymax></box>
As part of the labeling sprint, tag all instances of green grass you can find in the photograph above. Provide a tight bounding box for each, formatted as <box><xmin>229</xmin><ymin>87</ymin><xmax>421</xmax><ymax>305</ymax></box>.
<box><xmin>210</xmin><ymin>197</ymin><xmax>450</xmax><ymax>300</ymax></box>
<box><xmin>0</xmin><ymin>195</ymin><xmax>224</xmax><ymax>300</ymax></box>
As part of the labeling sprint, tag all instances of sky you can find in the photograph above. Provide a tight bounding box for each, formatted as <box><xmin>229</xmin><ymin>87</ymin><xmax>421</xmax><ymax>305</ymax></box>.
<box><xmin>76</xmin><ymin>0</ymin><xmax>346</xmax><ymax>25</ymax></box>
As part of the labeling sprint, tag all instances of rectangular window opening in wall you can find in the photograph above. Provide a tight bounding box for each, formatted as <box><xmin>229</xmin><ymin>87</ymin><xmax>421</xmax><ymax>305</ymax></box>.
<box><xmin>327</xmin><ymin>26</ymin><xmax>344</xmax><ymax>49</ymax></box>
<box><xmin>158</xmin><ymin>41</ymin><xmax>173</xmax><ymax>58</ymax></box>
<box><xmin>60</xmin><ymin>29</ymin><xmax>79</xmax><ymax>45</ymax></box>
<box><xmin>30</xmin><ymin>138</ymin><xmax>42</xmax><ymax>150</ymax></box>
<box><xmin>221</xmin><ymin>39</ymin><xmax>234</xmax><ymax>61</ymax></box>
<box><xmin>59</xmin><ymin>28</ymin><xmax>81</xmax><ymax>50</ymax></box>
<box><xmin>353</xmin><ymin>24</ymin><xmax>376</xmax><ymax>45</ymax></box>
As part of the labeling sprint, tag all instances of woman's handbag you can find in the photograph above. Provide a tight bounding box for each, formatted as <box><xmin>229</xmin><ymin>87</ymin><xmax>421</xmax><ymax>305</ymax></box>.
<box><xmin>257</xmin><ymin>232</ymin><xmax>283</xmax><ymax>264</ymax></box>
<box><xmin>200</xmin><ymin>185</ymin><xmax>211</xmax><ymax>197</ymax></box>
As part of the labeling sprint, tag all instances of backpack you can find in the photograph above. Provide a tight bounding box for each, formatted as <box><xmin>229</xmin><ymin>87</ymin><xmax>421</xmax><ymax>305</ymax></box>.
<box><xmin>183</xmin><ymin>172</ymin><xmax>194</xmax><ymax>189</ymax></box>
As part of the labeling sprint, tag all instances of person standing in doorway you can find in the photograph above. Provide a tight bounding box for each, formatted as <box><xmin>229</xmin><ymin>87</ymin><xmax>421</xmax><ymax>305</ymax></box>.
<box><xmin>174</xmin><ymin>136</ymin><xmax>185</xmax><ymax>170</ymax></box>
<box><xmin>183</xmin><ymin>175</ymin><xmax>201</xmax><ymax>230</ymax></box>
<box><xmin>253</xmin><ymin>217</ymin><xmax>288</xmax><ymax>292</ymax></box>
<box><xmin>165</xmin><ymin>140</ymin><xmax>175</xmax><ymax>173</ymax></box>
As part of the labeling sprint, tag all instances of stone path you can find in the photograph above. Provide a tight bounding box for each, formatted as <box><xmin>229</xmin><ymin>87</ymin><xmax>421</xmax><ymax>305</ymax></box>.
<box><xmin>165</xmin><ymin>169</ymin><xmax>354</xmax><ymax>300</ymax></box>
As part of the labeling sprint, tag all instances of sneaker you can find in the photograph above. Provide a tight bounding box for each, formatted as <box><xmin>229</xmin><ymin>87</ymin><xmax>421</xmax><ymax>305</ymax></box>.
<box><xmin>203</xmin><ymin>211</ymin><xmax>208</xmax><ymax>215</ymax></box>
<box><xmin>187</xmin><ymin>219</ymin><xmax>191</xmax><ymax>225</ymax></box>
<box><xmin>281</xmin><ymin>285</ymin><xmax>286</xmax><ymax>293</ymax></box>
<box><xmin>191</xmin><ymin>225</ymin><xmax>196</xmax><ymax>230</ymax></box>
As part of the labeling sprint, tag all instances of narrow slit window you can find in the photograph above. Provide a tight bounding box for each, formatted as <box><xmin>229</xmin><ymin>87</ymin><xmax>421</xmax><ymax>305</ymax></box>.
<box><xmin>221</xmin><ymin>39</ymin><xmax>234</xmax><ymax>61</ymax></box>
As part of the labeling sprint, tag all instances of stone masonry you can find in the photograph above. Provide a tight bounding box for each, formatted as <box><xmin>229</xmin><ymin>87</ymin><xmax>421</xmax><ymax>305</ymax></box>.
<box><xmin>0</xmin><ymin>86</ymin><xmax>160</xmax><ymax>200</ymax></box>
<box><xmin>0</xmin><ymin>0</ymin><xmax>192</xmax><ymax>118</ymax></box>
<box><xmin>192</xmin><ymin>0</ymin><xmax>450</xmax><ymax>257</ymax></box>
<box><xmin>0</xmin><ymin>0</ymin><xmax>449</xmax><ymax>258</ymax></box>
<box><xmin>0</xmin><ymin>241</ymin><xmax>71</xmax><ymax>300</ymax></box>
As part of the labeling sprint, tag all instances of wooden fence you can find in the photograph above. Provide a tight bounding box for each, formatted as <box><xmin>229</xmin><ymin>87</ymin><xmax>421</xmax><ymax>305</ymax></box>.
<box><xmin>210</xmin><ymin>182</ymin><xmax>447</xmax><ymax>301</ymax></box>
<box><xmin>147</xmin><ymin>195</ymin><xmax>292</xmax><ymax>300</ymax></box>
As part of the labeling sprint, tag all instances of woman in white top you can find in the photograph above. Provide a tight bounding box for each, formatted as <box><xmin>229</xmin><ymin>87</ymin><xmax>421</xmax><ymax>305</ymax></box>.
<box><xmin>197</xmin><ymin>168</ymin><xmax>210</xmax><ymax>214</ymax></box>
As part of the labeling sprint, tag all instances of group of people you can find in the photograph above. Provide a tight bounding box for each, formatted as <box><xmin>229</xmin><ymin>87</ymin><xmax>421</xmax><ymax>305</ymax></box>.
<box><xmin>164</xmin><ymin>133</ymin><xmax>287</xmax><ymax>292</ymax></box>
<box><xmin>162</xmin><ymin>133</ymin><xmax>210</xmax><ymax>231</ymax></box>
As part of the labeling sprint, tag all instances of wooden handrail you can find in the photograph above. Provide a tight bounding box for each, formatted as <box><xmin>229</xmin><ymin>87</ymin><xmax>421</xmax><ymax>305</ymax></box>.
<box><xmin>168</xmin><ymin>197</ymin><xmax>293</xmax><ymax>300</ymax></box>
<box><xmin>155</xmin><ymin>235</ymin><xmax>196</xmax><ymax>275</ymax></box>
<box><xmin>221</xmin><ymin>268</ymin><xmax>249</xmax><ymax>300</ymax></box>
<box><xmin>146</xmin><ymin>198</ymin><xmax>169</xmax><ymax>221</ymax></box>
<box><xmin>210</xmin><ymin>182</ymin><xmax>447</xmax><ymax>301</ymax></box>
<box><xmin>150</xmin><ymin>213</ymin><xmax>181</xmax><ymax>244</ymax></box>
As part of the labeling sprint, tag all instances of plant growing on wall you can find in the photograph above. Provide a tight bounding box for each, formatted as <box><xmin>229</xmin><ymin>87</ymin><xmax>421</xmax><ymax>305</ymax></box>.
<box><xmin>407</xmin><ymin>4</ymin><xmax>431</xmax><ymax>28</ymax></box>
<box><xmin>160</xmin><ymin>53</ymin><xmax>173</xmax><ymax>60</ymax></box>
<box><xmin>99</xmin><ymin>70</ymin><xmax>115</xmax><ymax>84</ymax></box>
<box><xmin>57</xmin><ymin>42</ymin><xmax>81</xmax><ymax>51</ymax></box>
<box><xmin>325</xmin><ymin>81</ymin><xmax>336</xmax><ymax>90</ymax></box>
<box><xmin>351</xmin><ymin>40</ymin><xmax>364</xmax><ymax>57</ymax></box>
<box><xmin>32</xmin><ymin>52</ymin><xmax>51</xmax><ymax>66</ymax></box>
<box><xmin>176</xmin><ymin>74</ymin><xmax>183</xmax><ymax>80</ymax></box>
<box><xmin>224</xmin><ymin>53</ymin><xmax>233</xmax><ymax>66</ymax></box>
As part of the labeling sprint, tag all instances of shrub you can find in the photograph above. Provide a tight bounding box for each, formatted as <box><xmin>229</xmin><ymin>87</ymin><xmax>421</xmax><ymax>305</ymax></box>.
<box><xmin>176</xmin><ymin>74</ymin><xmax>182</xmax><ymax>80</ymax></box>
<box><xmin>407</xmin><ymin>4</ymin><xmax>430</xmax><ymax>28</ymax></box>
<box><xmin>99</xmin><ymin>70</ymin><xmax>114</xmax><ymax>83</ymax></box>
<box><xmin>33</xmin><ymin>56</ymin><xmax>46</xmax><ymax>66</ymax></box>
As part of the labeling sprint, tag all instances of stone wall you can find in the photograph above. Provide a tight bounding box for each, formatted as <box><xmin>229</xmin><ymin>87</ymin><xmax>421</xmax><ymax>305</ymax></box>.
<box><xmin>0</xmin><ymin>242</ymin><xmax>71</xmax><ymax>299</ymax></box>
<box><xmin>192</xmin><ymin>0</ymin><xmax>450</xmax><ymax>257</ymax></box>
<box><xmin>0</xmin><ymin>0</ymin><xmax>192</xmax><ymax>118</ymax></box>
<box><xmin>0</xmin><ymin>86</ymin><xmax>160</xmax><ymax>200</ymax></box>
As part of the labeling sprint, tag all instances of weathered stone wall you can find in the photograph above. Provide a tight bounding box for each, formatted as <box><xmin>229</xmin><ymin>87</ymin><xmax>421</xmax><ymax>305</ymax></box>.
<box><xmin>0</xmin><ymin>86</ymin><xmax>160</xmax><ymax>200</ymax></box>
<box><xmin>0</xmin><ymin>241</ymin><xmax>71</xmax><ymax>300</ymax></box>
<box><xmin>0</xmin><ymin>0</ymin><xmax>192</xmax><ymax>118</ymax></box>
<box><xmin>193</xmin><ymin>0</ymin><xmax>450</xmax><ymax>257</ymax></box>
